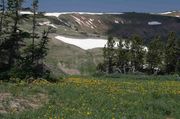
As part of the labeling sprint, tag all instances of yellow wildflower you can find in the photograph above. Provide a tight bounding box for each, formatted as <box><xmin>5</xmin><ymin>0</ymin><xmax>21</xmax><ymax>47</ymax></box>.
<box><xmin>86</xmin><ymin>111</ymin><xmax>91</xmax><ymax>115</ymax></box>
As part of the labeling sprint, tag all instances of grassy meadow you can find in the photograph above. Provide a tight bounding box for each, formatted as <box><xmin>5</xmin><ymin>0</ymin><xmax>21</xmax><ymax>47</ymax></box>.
<box><xmin>0</xmin><ymin>75</ymin><xmax>180</xmax><ymax>119</ymax></box>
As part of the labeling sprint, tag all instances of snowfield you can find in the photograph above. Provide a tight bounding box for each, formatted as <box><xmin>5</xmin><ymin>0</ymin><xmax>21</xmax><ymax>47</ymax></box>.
<box><xmin>44</xmin><ymin>12</ymin><xmax>124</xmax><ymax>17</ymax></box>
<box><xmin>55</xmin><ymin>36</ymin><xmax>109</xmax><ymax>50</ymax></box>
<box><xmin>55</xmin><ymin>36</ymin><xmax>148</xmax><ymax>51</ymax></box>
<box><xmin>44</xmin><ymin>13</ymin><xmax>68</xmax><ymax>17</ymax></box>
<box><xmin>148</xmin><ymin>21</ymin><xmax>162</xmax><ymax>25</ymax></box>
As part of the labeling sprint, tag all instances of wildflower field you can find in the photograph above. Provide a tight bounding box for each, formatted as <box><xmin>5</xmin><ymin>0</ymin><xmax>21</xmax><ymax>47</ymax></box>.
<box><xmin>0</xmin><ymin>75</ymin><xmax>180</xmax><ymax>119</ymax></box>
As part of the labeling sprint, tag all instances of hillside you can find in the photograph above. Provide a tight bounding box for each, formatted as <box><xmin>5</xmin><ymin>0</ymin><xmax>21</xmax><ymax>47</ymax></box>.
<box><xmin>158</xmin><ymin>11</ymin><xmax>180</xmax><ymax>18</ymax></box>
<box><xmin>20</xmin><ymin>11</ymin><xmax>180</xmax><ymax>75</ymax></box>
<box><xmin>43</xmin><ymin>12</ymin><xmax>180</xmax><ymax>41</ymax></box>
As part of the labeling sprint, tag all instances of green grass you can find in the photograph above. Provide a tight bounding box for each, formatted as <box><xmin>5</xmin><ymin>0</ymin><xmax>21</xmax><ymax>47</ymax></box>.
<box><xmin>0</xmin><ymin>75</ymin><xmax>180</xmax><ymax>119</ymax></box>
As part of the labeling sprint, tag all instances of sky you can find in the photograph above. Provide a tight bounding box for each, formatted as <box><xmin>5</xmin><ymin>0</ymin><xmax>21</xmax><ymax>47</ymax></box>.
<box><xmin>24</xmin><ymin>0</ymin><xmax>180</xmax><ymax>13</ymax></box>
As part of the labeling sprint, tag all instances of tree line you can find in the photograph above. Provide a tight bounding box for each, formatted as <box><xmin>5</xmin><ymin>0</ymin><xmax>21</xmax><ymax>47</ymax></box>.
<box><xmin>0</xmin><ymin>0</ymin><xmax>50</xmax><ymax>80</ymax></box>
<box><xmin>98</xmin><ymin>33</ymin><xmax>180</xmax><ymax>75</ymax></box>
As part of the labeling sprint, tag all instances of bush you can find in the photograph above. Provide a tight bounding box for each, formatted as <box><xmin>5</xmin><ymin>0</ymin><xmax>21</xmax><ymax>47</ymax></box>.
<box><xmin>0</xmin><ymin>71</ymin><xmax>10</xmax><ymax>80</ymax></box>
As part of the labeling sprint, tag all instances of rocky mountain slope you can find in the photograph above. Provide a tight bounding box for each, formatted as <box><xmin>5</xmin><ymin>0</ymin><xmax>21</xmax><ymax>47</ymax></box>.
<box><xmin>158</xmin><ymin>11</ymin><xmax>180</xmax><ymax>18</ymax></box>
<box><xmin>42</xmin><ymin>12</ymin><xmax>180</xmax><ymax>41</ymax></box>
<box><xmin>20</xmin><ymin>11</ymin><xmax>180</xmax><ymax>75</ymax></box>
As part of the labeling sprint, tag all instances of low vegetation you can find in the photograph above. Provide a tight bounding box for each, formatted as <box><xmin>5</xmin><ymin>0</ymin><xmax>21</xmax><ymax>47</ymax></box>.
<box><xmin>0</xmin><ymin>75</ymin><xmax>180</xmax><ymax>119</ymax></box>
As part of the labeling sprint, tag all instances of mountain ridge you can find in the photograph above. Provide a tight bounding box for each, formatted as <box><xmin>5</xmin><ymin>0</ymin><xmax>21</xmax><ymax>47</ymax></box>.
<box><xmin>19</xmin><ymin>10</ymin><xmax>180</xmax><ymax>75</ymax></box>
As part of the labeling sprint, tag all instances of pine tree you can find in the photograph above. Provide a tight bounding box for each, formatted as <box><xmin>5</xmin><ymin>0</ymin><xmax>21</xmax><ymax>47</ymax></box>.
<box><xmin>18</xmin><ymin>28</ymin><xmax>50</xmax><ymax>79</ymax></box>
<box><xmin>116</xmin><ymin>38</ymin><xmax>129</xmax><ymax>73</ymax></box>
<box><xmin>175</xmin><ymin>38</ymin><xmax>180</xmax><ymax>74</ymax></box>
<box><xmin>33</xmin><ymin>29</ymin><xmax>50</xmax><ymax>77</ymax></box>
<box><xmin>19</xmin><ymin>0</ymin><xmax>50</xmax><ymax>78</ymax></box>
<box><xmin>31</xmin><ymin>0</ymin><xmax>38</xmax><ymax>62</ymax></box>
<box><xmin>0</xmin><ymin>0</ymin><xmax>5</xmax><ymax>33</ymax></box>
<box><xmin>130</xmin><ymin>35</ymin><xmax>145</xmax><ymax>73</ymax></box>
<box><xmin>147</xmin><ymin>36</ymin><xmax>164</xmax><ymax>74</ymax></box>
<box><xmin>165</xmin><ymin>32</ymin><xmax>178</xmax><ymax>74</ymax></box>
<box><xmin>7</xmin><ymin>0</ymin><xmax>24</xmax><ymax>68</ymax></box>
<box><xmin>103</xmin><ymin>36</ymin><xmax>116</xmax><ymax>74</ymax></box>
<box><xmin>0</xmin><ymin>0</ymin><xmax>50</xmax><ymax>79</ymax></box>
<box><xmin>0</xmin><ymin>0</ymin><xmax>5</xmax><ymax>68</ymax></box>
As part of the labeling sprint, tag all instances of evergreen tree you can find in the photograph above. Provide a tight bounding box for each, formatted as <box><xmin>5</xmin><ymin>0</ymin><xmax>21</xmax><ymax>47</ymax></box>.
<box><xmin>34</xmin><ymin>29</ymin><xmax>49</xmax><ymax>64</ymax></box>
<box><xmin>0</xmin><ymin>0</ymin><xmax>5</xmax><ymax>68</ymax></box>
<box><xmin>165</xmin><ymin>32</ymin><xmax>178</xmax><ymax>74</ymax></box>
<box><xmin>0</xmin><ymin>0</ymin><xmax>50</xmax><ymax>79</ymax></box>
<box><xmin>103</xmin><ymin>36</ymin><xmax>116</xmax><ymax>74</ymax></box>
<box><xmin>18</xmin><ymin>0</ymin><xmax>50</xmax><ymax>79</ymax></box>
<box><xmin>0</xmin><ymin>0</ymin><xmax>5</xmax><ymax>33</ymax></box>
<box><xmin>175</xmin><ymin>38</ymin><xmax>180</xmax><ymax>74</ymax></box>
<box><xmin>17</xmin><ymin>29</ymin><xmax>50</xmax><ymax>79</ymax></box>
<box><xmin>31</xmin><ymin>0</ymin><xmax>38</xmax><ymax>62</ymax></box>
<box><xmin>147</xmin><ymin>36</ymin><xmax>164</xmax><ymax>74</ymax></box>
<box><xmin>6</xmin><ymin>0</ymin><xmax>24</xmax><ymax>68</ymax></box>
<box><xmin>130</xmin><ymin>35</ymin><xmax>145</xmax><ymax>73</ymax></box>
<box><xmin>116</xmin><ymin>38</ymin><xmax>129</xmax><ymax>73</ymax></box>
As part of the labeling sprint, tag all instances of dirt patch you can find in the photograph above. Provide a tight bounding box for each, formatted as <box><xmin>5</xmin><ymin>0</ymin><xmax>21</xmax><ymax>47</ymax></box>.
<box><xmin>0</xmin><ymin>93</ymin><xmax>48</xmax><ymax>114</ymax></box>
<box><xmin>0</xmin><ymin>93</ymin><xmax>11</xmax><ymax>101</ymax></box>
<box><xmin>58</xmin><ymin>63</ymin><xmax>81</xmax><ymax>75</ymax></box>
<box><xmin>0</xmin><ymin>93</ymin><xmax>11</xmax><ymax>113</ymax></box>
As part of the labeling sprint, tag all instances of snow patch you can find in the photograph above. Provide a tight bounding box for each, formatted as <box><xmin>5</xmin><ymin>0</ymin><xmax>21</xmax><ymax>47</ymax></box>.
<box><xmin>71</xmin><ymin>15</ymin><xmax>83</xmax><ymax>26</ymax></box>
<box><xmin>115</xmin><ymin>20</ymin><xmax>119</xmax><ymax>24</ymax></box>
<box><xmin>19</xmin><ymin>11</ymin><xmax>33</xmax><ymax>15</ymax></box>
<box><xmin>39</xmin><ymin>21</ymin><xmax>57</xmax><ymax>28</ymax></box>
<box><xmin>44</xmin><ymin>12</ymin><xmax>124</xmax><ymax>17</ymax></box>
<box><xmin>85</xmin><ymin>21</ymin><xmax>91</xmax><ymax>26</ymax></box>
<box><xmin>148</xmin><ymin>21</ymin><xmax>162</xmax><ymax>25</ymax></box>
<box><xmin>91</xmin><ymin>26</ymin><xmax>94</xmax><ymax>29</ymax></box>
<box><xmin>57</xmin><ymin>18</ymin><xmax>70</xmax><ymax>27</ymax></box>
<box><xmin>81</xmin><ymin>16</ymin><xmax>86</xmax><ymax>20</ymax></box>
<box><xmin>90</xmin><ymin>19</ymin><xmax>94</xmax><ymax>22</ymax></box>
<box><xmin>159</xmin><ymin>12</ymin><xmax>172</xmax><ymax>15</ymax></box>
<box><xmin>105</xmin><ymin>13</ymin><xmax>124</xmax><ymax>15</ymax></box>
<box><xmin>98</xmin><ymin>20</ymin><xmax>102</xmax><ymax>24</ymax></box>
<box><xmin>55</xmin><ymin>36</ymin><xmax>109</xmax><ymax>50</ymax></box>
<box><xmin>44</xmin><ymin>13</ymin><xmax>67</xmax><ymax>17</ymax></box>
<box><xmin>142</xmin><ymin>46</ymin><xmax>148</xmax><ymax>52</ymax></box>
<box><xmin>71</xmin><ymin>15</ymin><xmax>96</xmax><ymax>28</ymax></box>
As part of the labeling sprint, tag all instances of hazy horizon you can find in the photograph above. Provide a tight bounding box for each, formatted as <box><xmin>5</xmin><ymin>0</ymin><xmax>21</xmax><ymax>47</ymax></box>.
<box><xmin>24</xmin><ymin>0</ymin><xmax>180</xmax><ymax>13</ymax></box>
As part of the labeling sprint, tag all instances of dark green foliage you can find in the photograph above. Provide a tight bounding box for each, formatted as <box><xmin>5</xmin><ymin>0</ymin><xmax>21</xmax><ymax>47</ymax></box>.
<box><xmin>103</xmin><ymin>36</ymin><xmax>116</xmax><ymax>74</ymax></box>
<box><xmin>130</xmin><ymin>35</ymin><xmax>145</xmax><ymax>72</ymax></box>
<box><xmin>175</xmin><ymin>39</ymin><xmax>180</xmax><ymax>74</ymax></box>
<box><xmin>147</xmin><ymin>36</ymin><xmax>164</xmax><ymax>74</ymax></box>
<box><xmin>176</xmin><ymin>61</ymin><xmax>180</xmax><ymax>75</ymax></box>
<box><xmin>11</xmin><ymin>29</ymin><xmax>50</xmax><ymax>79</ymax></box>
<box><xmin>98</xmin><ymin>33</ymin><xmax>179</xmax><ymax>75</ymax></box>
<box><xmin>116</xmin><ymin>38</ymin><xmax>130</xmax><ymax>74</ymax></box>
<box><xmin>96</xmin><ymin>62</ymin><xmax>106</xmax><ymax>73</ymax></box>
<box><xmin>6</xmin><ymin>0</ymin><xmax>24</xmax><ymax>69</ymax></box>
<box><xmin>0</xmin><ymin>0</ymin><xmax>50</xmax><ymax>80</ymax></box>
<box><xmin>31</xmin><ymin>0</ymin><xmax>39</xmax><ymax>63</ymax></box>
<box><xmin>165</xmin><ymin>32</ymin><xmax>178</xmax><ymax>74</ymax></box>
<box><xmin>0</xmin><ymin>0</ymin><xmax>5</xmax><ymax>33</ymax></box>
